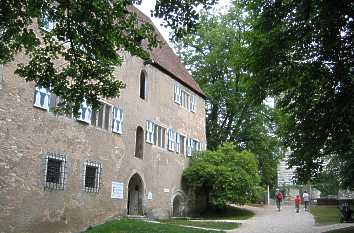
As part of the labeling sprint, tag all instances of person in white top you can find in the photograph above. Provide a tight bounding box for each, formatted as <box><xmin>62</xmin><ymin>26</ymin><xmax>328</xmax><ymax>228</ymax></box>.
<box><xmin>302</xmin><ymin>191</ymin><xmax>310</xmax><ymax>211</ymax></box>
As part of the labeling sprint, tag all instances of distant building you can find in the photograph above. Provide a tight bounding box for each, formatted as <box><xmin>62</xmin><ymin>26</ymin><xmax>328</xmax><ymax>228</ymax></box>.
<box><xmin>277</xmin><ymin>156</ymin><xmax>296</xmax><ymax>187</ymax></box>
<box><xmin>0</xmin><ymin>8</ymin><xmax>206</xmax><ymax>233</ymax></box>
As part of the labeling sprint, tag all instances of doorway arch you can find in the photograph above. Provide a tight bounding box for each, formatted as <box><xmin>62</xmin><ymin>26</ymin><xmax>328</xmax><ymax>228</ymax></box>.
<box><xmin>172</xmin><ymin>194</ymin><xmax>185</xmax><ymax>217</ymax></box>
<box><xmin>127</xmin><ymin>173</ymin><xmax>144</xmax><ymax>215</ymax></box>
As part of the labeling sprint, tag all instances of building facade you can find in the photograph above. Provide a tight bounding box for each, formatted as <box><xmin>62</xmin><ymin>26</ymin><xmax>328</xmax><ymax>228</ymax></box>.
<box><xmin>277</xmin><ymin>158</ymin><xmax>296</xmax><ymax>187</ymax></box>
<box><xmin>0</xmin><ymin>12</ymin><xmax>206</xmax><ymax>233</ymax></box>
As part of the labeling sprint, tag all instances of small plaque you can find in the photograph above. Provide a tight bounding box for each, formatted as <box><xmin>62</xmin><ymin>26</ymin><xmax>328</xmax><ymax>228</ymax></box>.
<box><xmin>148</xmin><ymin>192</ymin><xmax>153</xmax><ymax>200</ymax></box>
<box><xmin>163</xmin><ymin>188</ymin><xmax>170</xmax><ymax>193</ymax></box>
<box><xmin>111</xmin><ymin>182</ymin><xmax>124</xmax><ymax>199</ymax></box>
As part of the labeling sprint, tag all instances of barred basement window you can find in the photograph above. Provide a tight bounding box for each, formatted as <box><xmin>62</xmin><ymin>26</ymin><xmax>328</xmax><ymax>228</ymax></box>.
<box><xmin>44</xmin><ymin>153</ymin><xmax>67</xmax><ymax>190</ymax></box>
<box><xmin>83</xmin><ymin>161</ymin><xmax>102</xmax><ymax>192</ymax></box>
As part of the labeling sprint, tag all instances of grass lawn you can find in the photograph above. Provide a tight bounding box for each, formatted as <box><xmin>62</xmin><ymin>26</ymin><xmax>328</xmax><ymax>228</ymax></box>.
<box><xmin>310</xmin><ymin>205</ymin><xmax>340</xmax><ymax>225</ymax></box>
<box><xmin>323</xmin><ymin>227</ymin><xmax>354</xmax><ymax>233</ymax></box>
<box><xmin>198</xmin><ymin>205</ymin><xmax>255</xmax><ymax>220</ymax></box>
<box><xmin>84</xmin><ymin>219</ymin><xmax>224</xmax><ymax>233</ymax></box>
<box><xmin>160</xmin><ymin>219</ymin><xmax>240</xmax><ymax>230</ymax></box>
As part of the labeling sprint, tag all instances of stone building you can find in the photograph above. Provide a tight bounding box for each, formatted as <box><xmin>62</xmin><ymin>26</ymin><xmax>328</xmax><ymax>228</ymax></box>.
<box><xmin>0</xmin><ymin>9</ymin><xmax>206</xmax><ymax>233</ymax></box>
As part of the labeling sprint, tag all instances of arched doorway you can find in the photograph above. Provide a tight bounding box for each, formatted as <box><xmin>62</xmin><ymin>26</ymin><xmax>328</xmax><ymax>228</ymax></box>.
<box><xmin>127</xmin><ymin>173</ymin><xmax>144</xmax><ymax>215</ymax></box>
<box><xmin>172</xmin><ymin>195</ymin><xmax>184</xmax><ymax>217</ymax></box>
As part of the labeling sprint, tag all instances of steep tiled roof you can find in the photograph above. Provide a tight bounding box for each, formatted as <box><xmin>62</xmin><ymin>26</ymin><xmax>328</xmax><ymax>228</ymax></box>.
<box><xmin>129</xmin><ymin>6</ymin><xmax>205</xmax><ymax>98</ymax></box>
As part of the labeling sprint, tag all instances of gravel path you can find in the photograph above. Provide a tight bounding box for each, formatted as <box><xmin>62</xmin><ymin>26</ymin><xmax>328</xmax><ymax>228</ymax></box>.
<box><xmin>227</xmin><ymin>205</ymin><xmax>354</xmax><ymax>233</ymax></box>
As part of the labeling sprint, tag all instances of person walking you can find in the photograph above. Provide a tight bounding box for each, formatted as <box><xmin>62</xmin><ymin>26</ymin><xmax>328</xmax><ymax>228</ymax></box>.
<box><xmin>275</xmin><ymin>188</ymin><xmax>284</xmax><ymax>211</ymax></box>
<box><xmin>295</xmin><ymin>195</ymin><xmax>301</xmax><ymax>213</ymax></box>
<box><xmin>302</xmin><ymin>191</ymin><xmax>310</xmax><ymax>211</ymax></box>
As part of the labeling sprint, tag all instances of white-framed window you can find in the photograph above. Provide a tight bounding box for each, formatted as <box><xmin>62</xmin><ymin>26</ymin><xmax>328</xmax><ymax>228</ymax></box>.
<box><xmin>181</xmin><ymin>89</ymin><xmax>190</xmax><ymax>110</ymax></box>
<box><xmin>176</xmin><ymin>133</ymin><xmax>186</xmax><ymax>154</ymax></box>
<box><xmin>180</xmin><ymin>134</ymin><xmax>186</xmax><ymax>155</ymax></box>
<box><xmin>167</xmin><ymin>129</ymin><xmax>175</xmax><ymax>151</ymax></box>
<box><xmin>153</xmin><ymin>124</ymin><xmax>166</xmax><ymax>148</ymax></box>
<box><xmin>34</xmin><ymin>86</ymin><xmax>51</xmax><ymax>111</ymax></box>
<box><xmin>187</xmin><ymin>138</ymin><xmax>193</xmax><ymax>157</ymax></box>
<box><xmin>112</xmin><ymin>106</ymin><xmax>123</xmax><ymax>134</ymax></box>
<box><xmin>190</xmin><ymin>95</ymin><xmax>197</xmax><ymax>113</ymax></box>
<box><xmin>83</xmin><ymin>160</ymin><xmax>102</xmax><ymax>193</ymax></box>
<box><xmin>174</xmin><ymin>85</ymin><xmax>182</xmax><ymax>104</ymax></box>
<box><xmin>91</xmin><ymin>102</ymin><xmax>112</xmax><ymax>130</ymax></box>
<box><xmin>44</xmin><ymin>152</ymin><xmax>67</xmax><ymax>190</ymax></box>
<box><xmin>199</xmin><ymin>142</ymin><xmax>205</xmax><ymax>151</ymax></box>
<box><xmin>186</xmin><ymin>138</ymin><xmax>200</xmax><ymax>156</ymax></box>
<box><xmin>42</xmin><ymin>15</ymin><xmax>56</xmax><ymax>32</ymax></box>
<box><xmin>176</xmin><ymin>133</ymin><xmax>181</xmax><ymax>153</ymax></box>
<box><xmin>174</xmin><ymin>85</ymin><xmax>198</xmax><ymax>113</ymax></box>
<box><xmin>77</xmin><ymin>99</ymin><xmax>92</xmax><ymax>124</ymax></box>
<box><xmin>146</xmin><ymin>120</ymin><xmax>155</xmax><ymax>144</ymax></box>
<box><xmin>192</xmin><ymin>139</ymin><xmax>200</xmax><ymax>152</ymax></box>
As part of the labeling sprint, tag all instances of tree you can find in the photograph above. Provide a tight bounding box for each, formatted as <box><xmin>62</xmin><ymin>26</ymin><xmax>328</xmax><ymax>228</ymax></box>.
<box><xmin>242</xmin><ymin>0</ymin><xmax>354</xmax><ymax>187</ymax></box>
<box><xmin>177</xmin><ymin>10</ymin><xmax>280</xmax><ymax>188</ymax></box>
<box><xmin>183</xmin><ymin>143</ymin><xmax>261</xmax><ymax>208</ymax></box>
<box><xmin>0</xmin><ymin>0</ymin><xmax>217</xmax><ymax>114</ymax></box>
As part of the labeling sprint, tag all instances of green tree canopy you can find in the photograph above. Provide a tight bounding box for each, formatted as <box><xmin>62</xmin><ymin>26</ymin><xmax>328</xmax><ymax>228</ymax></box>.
<box><xmin>177</xmin><ymin>10</ymin><xmax>280</xmax><ymax>188</ymax></box>
<box><xmin>183</xmin><ymin>143</ymin><xmax>261</xmax><ymax>208</ymax></box>
<box><xmin>0</xmin><ymin>0</ymin><xmax>217</xmax><ymax>115</ymax></box>
<box><xmin>242</xmin><ymin>0</ymin><xmax>354</xmax><ymax>187</ymax></box>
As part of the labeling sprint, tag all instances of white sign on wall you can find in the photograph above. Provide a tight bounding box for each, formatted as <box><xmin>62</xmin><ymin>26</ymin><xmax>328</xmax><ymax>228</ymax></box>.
<box><xmin>111</xmin><ymin>182</ymin><xmax>124</xmax><ymax>199</ymax></box>
<box><xmin>148</xmin><ymin>192</ymin><xmax>153</xmax><ymax>200</ymax></box>
<box><xmin>163</xmin><ymin>188</ymin><xmax>170</xmax><ymax>193</ymax></box>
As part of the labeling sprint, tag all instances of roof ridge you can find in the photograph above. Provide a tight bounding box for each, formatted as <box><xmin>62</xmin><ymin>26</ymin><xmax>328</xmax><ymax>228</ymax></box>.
<box><xmin>128</xmin><ymin>5</ymin><xmax>205</xmax><ymax>98</ymax></box>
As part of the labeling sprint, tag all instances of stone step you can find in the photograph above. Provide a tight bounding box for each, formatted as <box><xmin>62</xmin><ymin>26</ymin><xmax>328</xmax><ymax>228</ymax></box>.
<box><xmin>127</xmin><ymin>215</ymin><xmax>148</xmax><ymax>221</ymax></box>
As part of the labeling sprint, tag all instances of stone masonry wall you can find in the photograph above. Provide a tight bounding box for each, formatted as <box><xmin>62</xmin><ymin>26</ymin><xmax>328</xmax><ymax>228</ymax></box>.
<box><xmin>0</xmin><ymin>53</ymin><xmax>206</xmax><ymax>233</ymax></box>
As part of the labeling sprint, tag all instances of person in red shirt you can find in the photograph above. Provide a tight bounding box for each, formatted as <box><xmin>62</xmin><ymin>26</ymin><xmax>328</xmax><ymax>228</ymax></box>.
<box><xmin>275</xmin><ymin>189</ymin><xmax>284</xmax><ymax>211</ymax></box>
<box><xmin>294</xmin><ymin>195</ymin><xmax>301</xmax><ymax>213</ymax></box>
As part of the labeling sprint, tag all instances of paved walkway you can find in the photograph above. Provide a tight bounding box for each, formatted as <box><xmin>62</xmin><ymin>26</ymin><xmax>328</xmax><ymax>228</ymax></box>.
<box><xmin>228</xmin><ymin>205</ymin><xmax>354</xmax><ymax>233</ymax></box>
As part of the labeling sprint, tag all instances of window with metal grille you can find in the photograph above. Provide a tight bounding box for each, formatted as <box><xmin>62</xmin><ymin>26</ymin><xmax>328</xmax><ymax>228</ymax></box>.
<box><xmin>44</xmin><ymin>153</ymin><xmax>66</xmax><ymax>190</ymax></box>
<box><xmin>46</xmin><ymin>159</ymin><xmax>61</xmax><ymax>183</ymax></box>
<box><xmin>83</xmin><ymin>161</ymin><xmax>102</xmax><ymax>193</ymax></box>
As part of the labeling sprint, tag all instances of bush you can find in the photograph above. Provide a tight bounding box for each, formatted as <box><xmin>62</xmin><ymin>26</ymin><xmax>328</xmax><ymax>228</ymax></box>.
<box><xmin>183</xmin><ymin>143</ymin><xmax>261</xmax><ymax>208</ymax></box>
